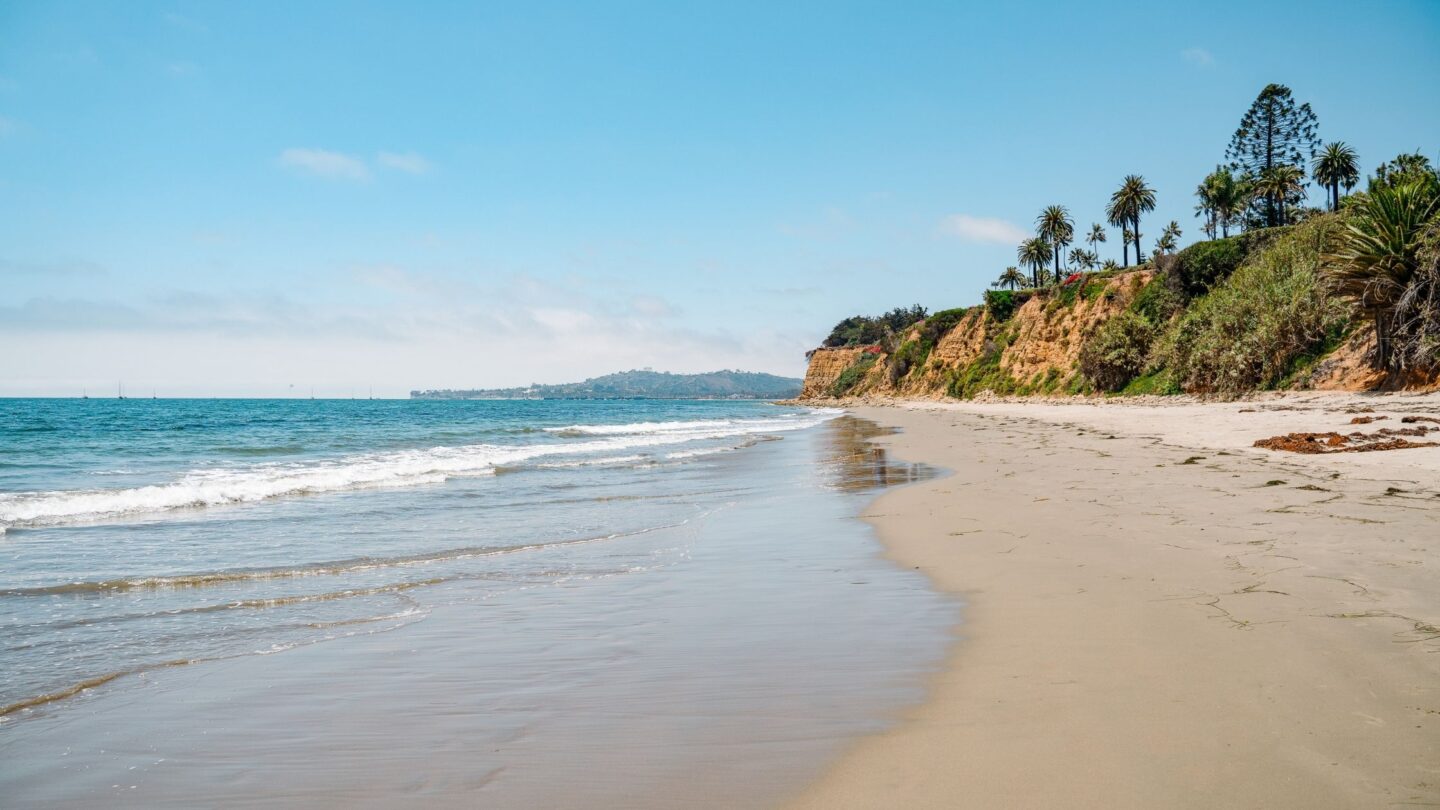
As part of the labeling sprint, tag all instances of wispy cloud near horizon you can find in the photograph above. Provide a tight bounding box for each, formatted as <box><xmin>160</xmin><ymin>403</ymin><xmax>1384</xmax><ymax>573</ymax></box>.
<box><xmin>278</xmin><ymin>148</ymin><xmax>371</xmax><ymax>181</ymax></box>
<box><xmin>937</xmin><ymin>214</ymin><xmax>1028</xmax><ymax>245</ymax></box>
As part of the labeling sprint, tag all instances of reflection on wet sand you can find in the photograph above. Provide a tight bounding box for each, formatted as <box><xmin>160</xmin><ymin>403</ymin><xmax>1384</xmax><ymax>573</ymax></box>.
<box><xmin>818</xmin><ymin>416</ymin><xmax>936</xmax><ymax>491</ymax></box>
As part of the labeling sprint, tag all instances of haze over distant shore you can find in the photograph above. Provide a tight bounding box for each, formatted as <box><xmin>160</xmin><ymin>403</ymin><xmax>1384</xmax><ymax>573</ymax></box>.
<box><xmin>411</xmin><ymin>369</ymin><xmax>802</xmax><ymax>400</ymax></box>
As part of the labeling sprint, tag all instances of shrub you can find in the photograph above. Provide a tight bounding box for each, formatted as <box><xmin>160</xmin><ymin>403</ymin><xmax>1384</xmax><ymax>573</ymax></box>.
<box><xmin>821</xmin><ymin>305</ymin><xmax>930</xmax><ymax>347</ymax></box>
<box><xmin>1153</xmin><ymin>218</ymin><xmax>1349</xmax><ymax>394</ymax></box>
<box><xmin>1171</xmin><ymin>237</ymin><xmax>1245</xmax><ymax>296</ymax></box>
<box><xmin>1079</xmin><ymin>311</ymin><xmax>1157</xmax><ymax>391</ymax></box>
<box><xmin>923</xmin><ymin>307</ymin><xmax>970</xmax><ymax>337</ymax></box>
<box><xmin>1169</xmin><ymin>227</ymin><xmax>1293</xmax><ymax>297</ymax></box>
<box><xmin>1129</xmin><ymin>276</ymin><xmax>1185</xmax><ymax>324</ymax></box>
<box><xmin>822</xmin><ymin>316</ymin><xmax>886</xmax><ymax>347</ymax></box>
<box><xmin>984</xmin><ymin>289</ymin><xmax>1031</xmax><ymax>322</ymax></box>
<box><xmin>1121</xmin><ymin>370</ymin><xmax>1181</xmax><ymax>396</ymax></box>
<box><xmin>830</xmin><ymin>354</ymin><xmax>878</xmax><ymax>397</ymax></box>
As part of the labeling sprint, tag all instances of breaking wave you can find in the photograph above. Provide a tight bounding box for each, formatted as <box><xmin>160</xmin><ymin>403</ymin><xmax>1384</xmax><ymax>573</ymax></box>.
<box><xmin>0</xmin><ymin>410</ymin><xmax>837</xmax><ymax>530</ymax></box>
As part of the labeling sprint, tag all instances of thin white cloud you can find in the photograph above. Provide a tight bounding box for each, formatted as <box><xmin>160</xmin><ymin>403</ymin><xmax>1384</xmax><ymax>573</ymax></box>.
<box><xmin>377</xmin><ymin>151</ymin><xmax>432</xmax><ymax>174</ymax></box>
<box><xmin>1181</xmin><ymin>47</ymin><xmax>1214</xmax><ymax>67</ymax></box>
<box><xmin>279</xmin><ymin>148</ymin><xmax>371</xmax><ymax>181</ymax></box>
<box><xmin>937</xmin><ymin>214</ymin><xmax>1028</xmax><ymax>245</ymax></box>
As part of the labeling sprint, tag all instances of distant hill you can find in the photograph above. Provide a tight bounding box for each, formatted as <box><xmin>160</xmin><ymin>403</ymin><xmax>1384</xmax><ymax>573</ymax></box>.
<box><xmin>411</xmin><ymin>369</ymin><xmax>803</xmax><ymax>400</ymax></box>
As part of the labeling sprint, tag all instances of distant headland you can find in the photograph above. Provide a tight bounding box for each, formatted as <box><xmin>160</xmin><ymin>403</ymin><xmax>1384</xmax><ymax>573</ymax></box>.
<box><xmin>410</xmin><ymin>369</ymin><xmax>802</xmax><ymax>400</ymax></box>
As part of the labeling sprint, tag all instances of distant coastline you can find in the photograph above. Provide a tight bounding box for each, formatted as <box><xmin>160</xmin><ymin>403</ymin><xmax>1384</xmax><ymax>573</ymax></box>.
<box><xmin>412</xmin><ymin>368</ymin><xmax>802</xmax><ymax>400</ymax></box>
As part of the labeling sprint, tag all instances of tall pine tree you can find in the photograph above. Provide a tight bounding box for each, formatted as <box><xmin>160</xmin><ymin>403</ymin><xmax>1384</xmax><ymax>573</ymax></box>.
<box><xmin>1225</xmin><ymin>84</ymin><xmax>1319</xmax><ymax>227</ymax></box>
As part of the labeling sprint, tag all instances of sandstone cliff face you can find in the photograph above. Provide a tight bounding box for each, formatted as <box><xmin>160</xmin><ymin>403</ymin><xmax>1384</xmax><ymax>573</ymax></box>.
<box><xmin>807</xmin><ymin>272</ymin><xmax>1153</xmax><ymax>401</ymax></box>
<box><xmin>999</xmin><ymin>271</ymin><xmax>1151</xmax><ymax>387</ymax></box>
<box><xmin>896</xmin><ymin>308</ymin><xmax>987</xmax><ymax>396</ymax></box>
<box><xmin>799</xmin><ymin>347</ymin><xmax>870</xmax><ymax>398</ymax></box>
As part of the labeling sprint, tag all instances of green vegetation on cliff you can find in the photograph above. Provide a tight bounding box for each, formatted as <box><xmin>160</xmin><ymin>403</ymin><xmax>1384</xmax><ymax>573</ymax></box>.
<box><xmin>809</xmin><ymin>83</ymin><xmax>1440</xmax><ymax>399</ymax></box>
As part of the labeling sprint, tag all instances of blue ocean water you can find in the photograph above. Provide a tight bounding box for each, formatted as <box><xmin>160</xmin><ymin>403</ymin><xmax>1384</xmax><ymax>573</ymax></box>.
<box><xmin>0</xmin><ymin>398</ymin><xmax>954</xmax><ymax>806</ymax></box>
<box><xmin>0</xmin><ymin>399</ymin><xmax>839</xmax><ymax>711</ymax></box>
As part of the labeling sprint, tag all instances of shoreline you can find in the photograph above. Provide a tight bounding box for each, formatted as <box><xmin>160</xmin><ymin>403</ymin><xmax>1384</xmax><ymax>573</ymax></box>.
<box><xmin>787</xmin><ymin>393</ymin><xmax>1440</xmax><ymax>808</ymax></box>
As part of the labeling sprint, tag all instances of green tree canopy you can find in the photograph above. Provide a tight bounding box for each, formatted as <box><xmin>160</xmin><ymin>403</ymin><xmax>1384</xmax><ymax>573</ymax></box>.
<box><xmin>1225</xmin><ymin>84</ymin><xmax>1319</xmax><ymax>226</ymax></box>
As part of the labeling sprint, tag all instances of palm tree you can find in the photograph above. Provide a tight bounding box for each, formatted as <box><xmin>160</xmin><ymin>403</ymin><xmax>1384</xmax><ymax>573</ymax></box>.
<box><xmin>1195</xmin><ymin>177</ymin><xmax>1218</xmax><ymax>240</ymax></box>
<box><xmin>992</xmin><ymin>266</ymin><xmax>1028</xmax><ymax>290</ymax></box>
<box><xmin>1086</xmin><ymin>223</ymin><xmax>1106</xmax><ymax>263</ymax></box>
<box><xmin>1068</xmin><ymin>247</ymin><xmax>1096</xmax><ymax>271</ymax></box>
<box><xmin>1100</xmin><ymin>258</ymin><xmax>1120</xmax><ymax>272</ymax></box>
<box><xmin>1323</xmin><ymin>181</ymin><xmax>1440</xmax><ymax>368</ymax></box>
<box><xmin>1108</xmin><ymin>175</ymin><xmax>1157</xmax><ymax>266</ymax></box>
<box><xmin>1107</xmin><ymin>209</ymin><xmax>1130</xmax><ymax>266</ymax></box>
<box><xmin>1121</xmin><ymin>227</ymin><xmax>1136</xmax><ymax>263</ymax></box>
<box><xmin>1203</xmin><ymin>167</ymin><xmax>1248</xmax><ymax>238</ymax></box>
<box><xmin>1253</xmin><ymin>165</ymin><xmax>1307</xmax><ymax>225</ymax></box>
<box><xmin>1036</xmin><ymin>205</ymin><xmax>1075</xmax><ymax>280</ymax></box>
<box><xmin>1313</xmin><ymin>142</ymin><xmax>1360</xmax><ymax>212</ymax></box>
<box><xmin>1154</xmin><ymin>232</ymin><xmax>1176</xmax><ymax>255</ymax></box>
<box><xmin>1017</xmin><ymin>237</ymin><xmax>1052</xmax><ymax>289</ymax></box>
<box><xmin>1162</xmin><ymin>220</ymin><xmax>1182</xmax><ymax>246</ymax></box>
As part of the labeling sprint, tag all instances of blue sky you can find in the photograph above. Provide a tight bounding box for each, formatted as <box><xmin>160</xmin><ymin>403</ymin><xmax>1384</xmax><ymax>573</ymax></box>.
<box><xmin>2</xmin><ymin>1</ymin><xmax>1438</xmax><ymax>396</ymax></box>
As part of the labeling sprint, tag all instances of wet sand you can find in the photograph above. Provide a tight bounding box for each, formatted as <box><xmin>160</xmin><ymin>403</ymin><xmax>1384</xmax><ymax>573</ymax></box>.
<box><xmin>788</xmin><ymin>394</ymin><xmax>1440</xmax><ymax>809</ymax></box>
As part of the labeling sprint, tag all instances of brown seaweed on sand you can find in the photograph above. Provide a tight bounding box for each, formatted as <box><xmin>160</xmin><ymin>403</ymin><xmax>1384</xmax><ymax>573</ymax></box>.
<box><xmin>1255</xmin><ymin>425</ymin><xmax>1439</xmax><ymax>454</ymax></box>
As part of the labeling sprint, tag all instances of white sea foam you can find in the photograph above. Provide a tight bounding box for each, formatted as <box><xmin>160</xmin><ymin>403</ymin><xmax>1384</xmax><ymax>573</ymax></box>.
<box><xmin>0</xmin><ymin>410</ymin><xmax>838</xmax><ymax>530</ymax></box>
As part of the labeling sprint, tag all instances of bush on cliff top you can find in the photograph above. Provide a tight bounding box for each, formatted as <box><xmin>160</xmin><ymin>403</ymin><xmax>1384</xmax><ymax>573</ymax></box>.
<box><xmin>983</xmin><ymin>289</ymin><xmax>1031</xmax><ymax>322</ymax></box>
<box><xmin>822</xmin><ymin>305</ymin><xmax>929</xmax><ymax>347</ymax></box>
<box><xmin>1152</xmin><ymin>216</ymin><xmax>1348</xmax><ymax>393</ymax></box>
<box><xmin>1169</xmin><ymin>226</ymin><xmax>1291</xmax><ymax>297</ymax></box>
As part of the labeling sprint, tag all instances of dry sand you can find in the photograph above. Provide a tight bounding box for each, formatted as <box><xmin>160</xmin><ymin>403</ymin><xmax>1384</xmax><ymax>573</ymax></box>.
<box><xmin>787</xmin><ymin>393</ymin><xmax>1440</xmax><ymax>809</ymax></box>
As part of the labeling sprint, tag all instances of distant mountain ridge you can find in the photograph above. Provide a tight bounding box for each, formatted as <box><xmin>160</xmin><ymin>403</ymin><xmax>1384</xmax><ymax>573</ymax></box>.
<box><xmin>411</xmin><ymin>369</ymin><xmax>803</xmax><ymax>400</ymax></box>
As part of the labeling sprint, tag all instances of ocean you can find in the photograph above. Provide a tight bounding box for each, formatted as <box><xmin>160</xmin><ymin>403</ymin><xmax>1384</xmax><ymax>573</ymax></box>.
<box><xmin>0</xmin><ymin>398</ymin><xmax>954</xmax><ymax>807</ymax></box>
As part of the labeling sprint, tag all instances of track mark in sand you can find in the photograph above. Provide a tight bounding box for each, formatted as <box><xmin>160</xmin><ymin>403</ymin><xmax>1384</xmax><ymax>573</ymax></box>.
<box><xmin>1322</xmin><ymin>611</ymin><xmax>1440</xmax><ymax>648</ymax></box>
<box><xmin>1233</xmin><ymin>582</ymin><xmax>1291</xmax><ymax>597</ymax></box>
<box><xmin>1198</xmin><ymin>595</ymin><xmax>1277</xmax><ymax>630</ymax></box>
<box><xmin>1307</xmin><ymin>574</ymin><xmax>1377</xmax><ymax>600</ymax></box>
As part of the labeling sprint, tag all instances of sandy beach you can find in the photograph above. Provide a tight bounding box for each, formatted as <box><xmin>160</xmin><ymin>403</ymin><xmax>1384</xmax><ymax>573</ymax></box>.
<box><xmin>788</xmin><ymin>393</ymin><xmax>1440</xmax><ymax>809</ymax></box>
